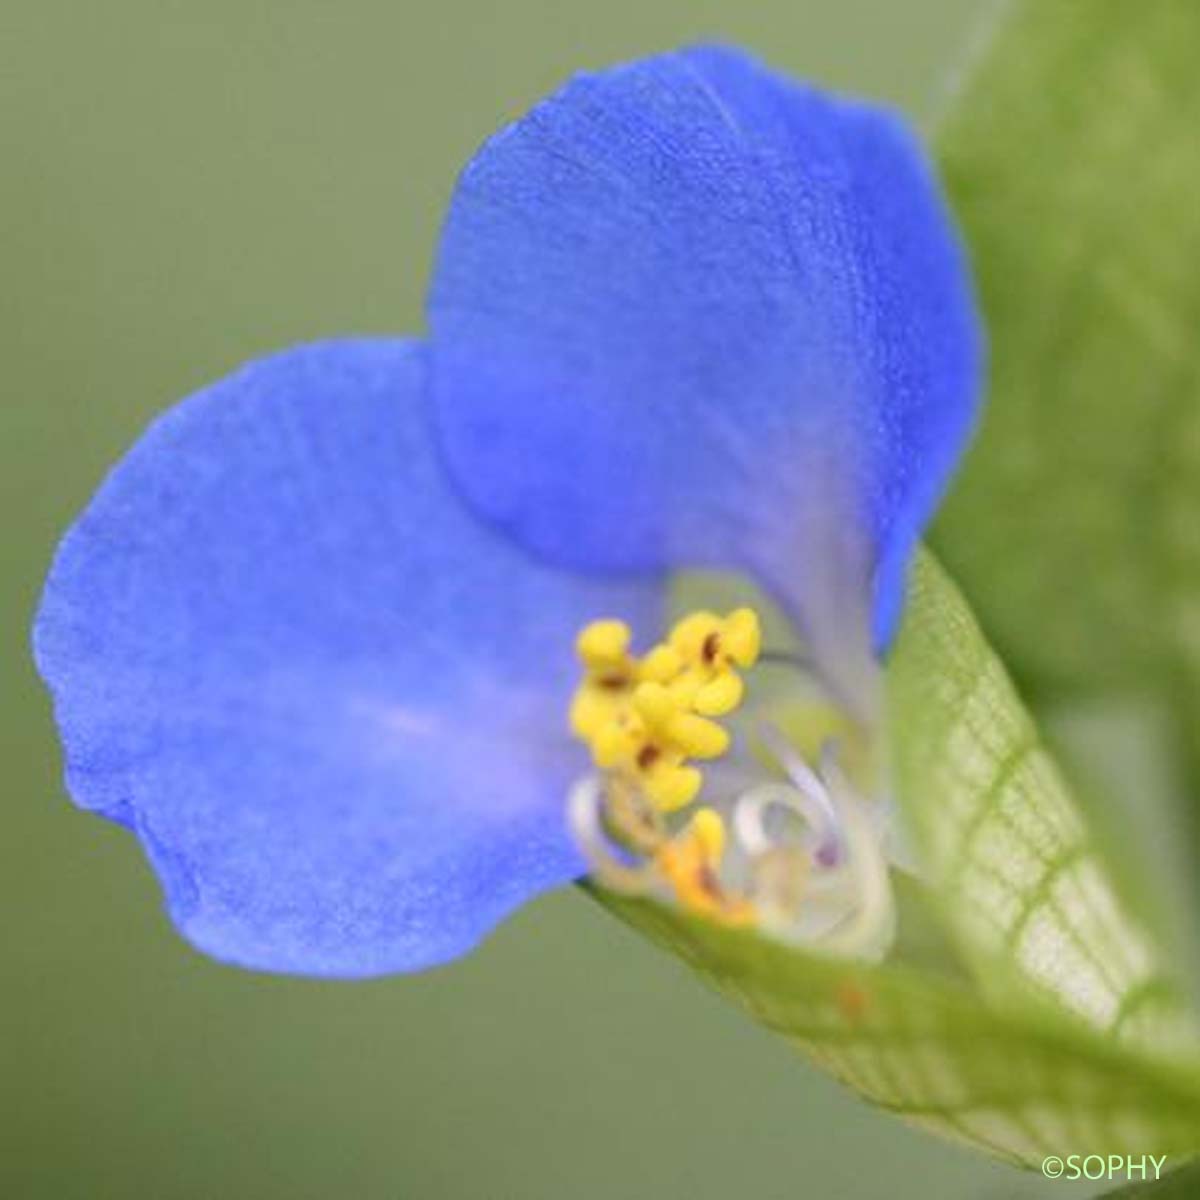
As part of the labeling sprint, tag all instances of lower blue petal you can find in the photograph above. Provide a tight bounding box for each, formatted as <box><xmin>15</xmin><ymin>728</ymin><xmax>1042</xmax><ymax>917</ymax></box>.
<box><xmin>34</xmin><ymin>339</ymin><xmax>658</xmax><ymax>976</ymax></box>
<box><xmin>427</xmin><ymin>46</ymin><xmax>981</xmax><ymax>677</ymax></box>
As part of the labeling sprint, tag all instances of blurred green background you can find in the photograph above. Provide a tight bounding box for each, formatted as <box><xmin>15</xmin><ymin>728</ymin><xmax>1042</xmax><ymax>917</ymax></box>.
<box><xmin>1</xmin><ymin>2</ymin><xmax>1092</xmax><ymax>1196</ymax></box>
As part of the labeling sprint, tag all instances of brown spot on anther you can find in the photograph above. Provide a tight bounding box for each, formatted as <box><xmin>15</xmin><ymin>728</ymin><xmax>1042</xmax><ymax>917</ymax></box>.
<box><xmin>636</xmin><ymin>744</ymin><xmax>661</xmax><ymax>771</ymax></box>
<box><xmin>695</xmin><ymin>863</ymin><xmax>723</xmax><ymax>898</ymax></box>
<box><xmin>596</xmin><ymin>672</ymin><xmax>630</xmax><ymax>690</ymax></box>
<box><xmin>701</xmin><ymin>632</ymin><xmax>721</xmax><ymax>664</ymax></box>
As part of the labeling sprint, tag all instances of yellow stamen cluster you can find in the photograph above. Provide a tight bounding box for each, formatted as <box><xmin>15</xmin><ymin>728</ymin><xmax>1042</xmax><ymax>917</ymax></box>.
<box><xmin>570</xmin><ymin>609</ymin><xmax>763</xmax><ymax>927</ymax></box>
<box><xmin>570</xmin><ymin>608</ymin><xmax>762</xmax><ymax>812</ymax></box>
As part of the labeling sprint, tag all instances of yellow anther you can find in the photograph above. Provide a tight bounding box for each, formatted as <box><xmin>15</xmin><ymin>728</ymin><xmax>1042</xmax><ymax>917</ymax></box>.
<box><xmin>664</xmin><ymin>607</ymin><xmax>761</xmax><ymax>717</ymax></box>
<box><xmin>631</xmin><ymin>682</ymin><xmax>728</xmax><ymax>759</ymax></box>
<box><xmin>640</xmin><ymin>643</ymin><xmax>683</xmax><ymax>683</ymax></box>
<box><xmin>570</xmin><ymin>618</ymin><xmax>639</xmax><ymax>743</ymax></box>
<box><xmin>663</xmin><ymin>710</ymin><xmax>729</xmax><ymax>759</ymax></box>
<box><xmin>667</xmin><ymin>611</ymin><xmax>722</xmax><ymax>660</ymax></box>
<box><xmin>655</xmin><ymin>808</ymin><xmax>754</xmax><ymax>926</ymax></box>
<box><xmin>591</xmin><ymin>716</ymin><xmax>643</xmax><ymax>770</ymax></box>
<box><xmin>569</xmin><ymin>688</ymin><xmax>614</xmax><ymax>741</ymax></box>
<box><xmin>689</xmin><ymin>807</ymin><xmax>726</xmax><ymax>860</ymax></box>
<box><xmin>576</xmin><ymin>619</ymin><xmax>633</xmax><ymax>668</ymax></box>
<box><xmin>722</xmin><ymin>608</ymin><xmax>762</xmax><ymax>667</ymax></box>
<box><xmin>630</xmin><ymin>681</ymin><xmax>678</xmax><ymax>729</ymax></box>
<box><xmin>692</xmin><ymin>672</ymin><xmax>744</xmax><ymax>717</ymax></box>
<box><xmin>642</xmin><ymin>759</ymin><xmax>702</xmax><ymax>812</ymax></box>
<box><xmin>668</xmin><ymin>607</ymin><xmax>761</xmax><ymax>671</ymax></box>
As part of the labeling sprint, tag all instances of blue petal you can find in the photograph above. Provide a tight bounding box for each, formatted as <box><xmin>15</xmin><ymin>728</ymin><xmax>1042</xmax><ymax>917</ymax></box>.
<box><xmin>427</xmin><ymin>46</ymin><xmax>981</xmax><ymax>682</ymax></box>
<box><xmin>34</xmin><ymin>340</ymin><xmax>658</xmax><ymax>976</ymax></box>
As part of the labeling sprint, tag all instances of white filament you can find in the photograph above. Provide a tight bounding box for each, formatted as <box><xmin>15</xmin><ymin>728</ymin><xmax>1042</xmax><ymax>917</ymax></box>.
<box><xmin>567</xmin><ymin>776</ymin><xmax>658</xmax><ymax>895</ymax></box>
<box><xmin>808</xmin><ymin>746</ymin><xmax>896</xmax><ymax>961</ymax></box>
<box><xmin>569</xmin><ymin>733</ymin><xmax>896</xmax><ymax>962</ymax></box>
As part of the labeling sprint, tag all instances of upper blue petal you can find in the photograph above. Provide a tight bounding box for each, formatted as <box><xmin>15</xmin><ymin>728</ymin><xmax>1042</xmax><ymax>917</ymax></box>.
<box><xmin>427</xmin><ymin>46</ymin><xmax>982</xmax><ymax>685</ymax></box>
<box><xmin>34</xmin><ymin>339</ymin><xmax>658</xmax><ymax>976</ymax></box>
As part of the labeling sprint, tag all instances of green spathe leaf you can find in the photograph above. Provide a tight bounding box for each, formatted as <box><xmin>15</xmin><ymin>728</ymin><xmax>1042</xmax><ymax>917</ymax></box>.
<box><xmin>890</xmin><ymin>553</ymin><xmax>1193</xmax><ymax>1057</ymax></box>
<box><xmin>597</xmin><ymin>890</ymin><xmax>1200</xmax><ymax>1168</ymax></box>
<box><xmin>594</xmin><ymin>554</ymin><xmax>1200</xmax><ymax>1166</ymax></box>
<box><xmin>932</xmin><ymin>1</ymin><xmax>1200</xmax><ymax>742</ymax></box>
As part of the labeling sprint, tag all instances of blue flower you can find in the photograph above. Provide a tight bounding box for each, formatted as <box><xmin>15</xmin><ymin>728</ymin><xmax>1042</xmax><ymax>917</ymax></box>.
<box><xmin>34</xmin><ymin>47</ymin><xmax>980</xmax><ymax>978</ymax></box>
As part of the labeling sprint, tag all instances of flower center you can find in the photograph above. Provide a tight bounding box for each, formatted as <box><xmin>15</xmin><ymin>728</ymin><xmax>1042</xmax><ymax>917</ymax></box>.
<box><xmin>567</xmin><ymin>608</ymin><xmax>897</xmax><ymax>960</ymax></box>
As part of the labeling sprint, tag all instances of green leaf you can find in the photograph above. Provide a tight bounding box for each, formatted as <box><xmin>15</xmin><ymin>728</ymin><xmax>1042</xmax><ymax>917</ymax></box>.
<box><xmin>593</xmin><ymin>554</ymin><xmax>1200</xmax><ymax>1166</ymax></box>
<box><xmin>932</xmin><ymin>1</ymin><xmax>1200</xmax><ymax>752</ymax></box>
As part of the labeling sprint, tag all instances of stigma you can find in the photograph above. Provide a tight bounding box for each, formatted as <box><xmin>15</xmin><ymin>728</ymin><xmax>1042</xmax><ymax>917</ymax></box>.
<box><xmin>567</xmin><ymin>608</ymin><xmax>896</xmax><ymax>960</ymax></box>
